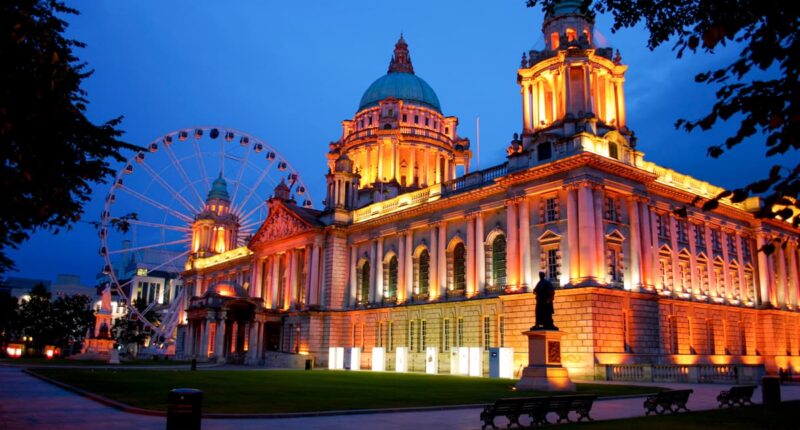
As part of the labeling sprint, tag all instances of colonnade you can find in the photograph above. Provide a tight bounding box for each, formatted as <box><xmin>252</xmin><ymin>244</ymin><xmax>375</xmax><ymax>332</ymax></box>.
<box><xmin>185</xmin><ymin>310</ymin><xmax>268</xmax><ymax>364</ymax></box>
<box><xmin>253</xmin><ymin>242</ymin><xmax>323</xmax><ymax>310</ymax></box>
<box><xmin>350</xmin><ymin>141</ymin><xmax>456</xmax><ymax>187</ymax></box>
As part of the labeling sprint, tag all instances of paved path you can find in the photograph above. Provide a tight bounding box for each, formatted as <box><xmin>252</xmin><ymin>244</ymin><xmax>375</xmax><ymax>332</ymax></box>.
<box><xmin>1</xmin><ymin>366</ymin><xmax>799</xmax><ymax>430</ymax></box>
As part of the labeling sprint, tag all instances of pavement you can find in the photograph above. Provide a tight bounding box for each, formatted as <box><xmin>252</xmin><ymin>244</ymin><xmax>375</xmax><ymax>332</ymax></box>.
<box><xmin>1</xmin><ymin>365</ymin><xmax>799</xmax><ymax>430</ymax></box>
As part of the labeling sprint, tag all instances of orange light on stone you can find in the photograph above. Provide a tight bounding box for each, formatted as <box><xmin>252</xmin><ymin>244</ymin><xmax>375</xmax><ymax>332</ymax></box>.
<box><xmin>6</xmin><ymin>344</ymin><xmax>23</xmax><ymax>358</ymax></box>
<box><xmin>673</xmin><ymin>355</ymin><xmax>699</xmax><ymax>365</ymax></box>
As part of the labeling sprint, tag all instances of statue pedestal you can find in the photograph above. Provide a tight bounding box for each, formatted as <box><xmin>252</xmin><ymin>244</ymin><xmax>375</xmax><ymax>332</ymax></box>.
<box><xmin>516</xmin><ymin>329</ymin><xmax>575</xmax><ymax>392</ymax></box>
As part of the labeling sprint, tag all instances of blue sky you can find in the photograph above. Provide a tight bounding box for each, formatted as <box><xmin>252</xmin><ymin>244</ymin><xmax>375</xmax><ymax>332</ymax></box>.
<box><xmin>6</xmin><ymin>0</ymin><xmax>788</xmax><ymax>285</ymax></box>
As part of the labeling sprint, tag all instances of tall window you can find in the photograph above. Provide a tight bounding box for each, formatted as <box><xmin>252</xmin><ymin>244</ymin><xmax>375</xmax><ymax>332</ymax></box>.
<box><xmin>741</xmin><ymin>237</ymin><xmax>752</xmax><ymax>261</ymax></box>
<box><xmin>418</xmin><ymin>249</ymin><xmax>430</xmax><ymax>295</ymax></box>
<box><xmin>456</xmin><ymin>318</ymin><xmax>464</xmax><ymax>347</ymax></box>
<box><xmin>677</xmin><ymin>221</ymin><xmax>688</xmax><ymax>242</ymax></box>
<box><xmin>546</xmin><ymin>248</ymin><xmax>560</xmax><ymax>282</ymax></box>
<box><xmin>537</xmin><ymin>141</ymin><xmax>552</xmax><ymax>161</ymax></box>
<box><xmin>545</xmin><ymin>197</ymin><xmax>559</xmax><ymax>222</ymax></box>
<box><xmin>483</xmin><ymin>316</ymin><xmax>491</xmax><ymax>351</ymax></box>
<box><xmin>695</xmin><ymin>225</ymin><xmax>706</xmax><ymax>250</ymax></box>
<box><xmin>358</xmin><ymin>260</ymin><xmax>370</xmax><ymax>304</ymax></box>
<box><xmin>453</xmin><ymin>243</ymin><xmax>466</xmax><ymax>291</ymax></box>
<box><xmin>491</xmin><ymin>235</ymin><xmax>507</xmax><ymax>287</ymax></box>
<box><xmin>387</xmin><ymin>256</ymin><xmax>398</xmax><ymax>298</ymax></box>
<box><xmin>657</xmin><ymin>214</ymin><xmax>670</xmax><ymax>239</ymax></box>
<box><xmin>420</xmin><ymin>320</ymin><xmax>427</xmax><ymax>351</ymax></box>
<box><xmin>608</xmin><ymin>142</ymin><xmax>619</xmax><ymax>159</ymax></box>
<box><xmin>712</xmin><ymin>230</ymin><xmax>722</xmax><ymax>252</ymax></box>
<box><xmin>376</xmin><ymin>322</ymin><xmax>383</xmax><ymax>347</ymax></box>
<box><xmin>697</xmin><ymin>257</ymin><xmax>709</xmax><ymax>295</ymax></box>
<box><xmin>388</xmin><ymin>321</ymin><xmax>394</xmax><ymax>350</ymax></box>
<box><xmin>604</xmin><ymin>196</ymin><xmax>619</xmax><ymax>221</ymax></box>
<box><xmin>408</xmin><ymin>320</ymin><xmax>416</xmax><ymax>352</ymax></box>
<box><xmin>499</xmin><ymin>316</ymin><xmax>505</xmax><ymax>347</ymax></box>
<box><xmin>608</xmin><ymin>247</ymin><xmax>623</xmax><ymax>282</ymax></box>
<box><xmin>442</xmin><ymin>319</ymin><xmax>451</xmax><ymax>351</ymax></box>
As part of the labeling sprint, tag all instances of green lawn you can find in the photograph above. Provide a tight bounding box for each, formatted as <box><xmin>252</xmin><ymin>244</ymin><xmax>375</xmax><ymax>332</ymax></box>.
<box><xmin>31</xmin><ymin>368</ymin><xmax>661</xmax><ymax>413</ymax></box>
<box><xmin>559</xmin><ymin>401</ymin><xmax>800</xmax><ymax>430</ymax></box>
<box><xmin>1</xmin><ymin>357</ymin><xmax>191</xmax><ymax>366</ymax></box>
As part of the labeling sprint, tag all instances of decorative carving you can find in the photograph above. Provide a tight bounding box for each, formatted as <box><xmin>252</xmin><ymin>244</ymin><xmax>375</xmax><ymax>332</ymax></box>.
<box><xmin>252</xmin><ymin>207</ymin><xmax>309</xmax><ymax>243</ymax></box>
<box><xmin>547</xmin><ymin>340</ymin><xmax>561</xmax><ymax>364</ymax></box>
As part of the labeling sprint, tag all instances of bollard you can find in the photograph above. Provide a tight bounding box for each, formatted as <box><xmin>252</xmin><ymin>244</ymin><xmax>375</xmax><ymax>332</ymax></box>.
<box><xmin>166</xmin><ymin>388</ymin><xmax>202</xmax><ymax>430</ymax></box>
<box><xmin>305</xmin><ymin>358</ymin><xmax>313</xmax><ymax>370</ymax></box>
<box><xmin>761</xmin><ymin>376</ymin><xmax>781</xmax><ymax>404</ymax></box>
<box><xmin>190</xmin><ymin>359</ymin><xmax>197</xmax><ymax>371</ymax></box>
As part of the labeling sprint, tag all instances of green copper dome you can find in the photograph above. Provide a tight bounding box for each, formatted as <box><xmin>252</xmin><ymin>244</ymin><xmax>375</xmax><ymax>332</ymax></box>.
<box><xmin>358</xmin><ymin>72</ymin><xmax>441</xmax><ymax>113</ymax></box>
<box><xmin>207</xmin><ymin>174</ymin><xmax>230</xmax><ymax>201</ymax></box>
<box><xmin>549</xmin><ymin>0</ymin><xmax>584</xmax><ymax>17</ymax></box>
<box><xmin>357</xmin><ymin>35</ymin><xmax>441</xmax><ymax>113</ymax></box>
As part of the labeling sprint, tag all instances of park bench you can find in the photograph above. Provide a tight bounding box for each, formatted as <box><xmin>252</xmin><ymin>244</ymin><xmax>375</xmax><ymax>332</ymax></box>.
<box><xmin>546</xmin><ymin>395</ymin><xmax>597</xmax><ymax>423</ymax></box>
<box><xmin>520</xmin><ymin>397</ymin><xmax>550</xmax><ymax>427</ymax></box>
<box><xmin>480</xmin><ymin>397</ymin><xmax>525</xmax><ymax>430</ymax></box>
<box><xmin>643</xmin><ymin>389</ymin><xmax>693</xmax><ymax>415</ymax></box>
<box><xmin>717</xmin><ymin>385</ymin><xmax>757</xmax><ymax>408</ymax></box>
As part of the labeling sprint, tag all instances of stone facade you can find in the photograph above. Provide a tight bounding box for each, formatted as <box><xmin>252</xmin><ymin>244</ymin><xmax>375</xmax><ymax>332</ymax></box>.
<box><xmin>178</xmin><ymin>4</ymin><xmax>800</xmax><ymax>380</ymax></box>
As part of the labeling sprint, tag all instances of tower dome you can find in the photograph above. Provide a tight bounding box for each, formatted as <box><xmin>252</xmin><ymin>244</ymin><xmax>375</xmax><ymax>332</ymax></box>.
<box><xmin>357</xmin><ymin>35</ymin><xmax>441</xmax><ymax>113</ymax></box>
<box><xmin>207</xmin><ymin>174</ymin><xmax>230</xmax><ymax>201</ymax></box>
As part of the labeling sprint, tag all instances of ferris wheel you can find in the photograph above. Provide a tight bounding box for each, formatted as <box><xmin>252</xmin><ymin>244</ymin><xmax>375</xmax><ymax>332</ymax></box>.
<box><xmin>98</xmin><ymin>126</ymin><xmax>313</xmax><ymax>350</ymax></box>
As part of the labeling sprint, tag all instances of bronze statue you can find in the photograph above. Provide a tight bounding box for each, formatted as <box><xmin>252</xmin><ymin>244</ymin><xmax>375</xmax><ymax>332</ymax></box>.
<box><xmin>532</xmin><ymin>271</ymin><xmax>557</xmax><ymax>330</ymax></box>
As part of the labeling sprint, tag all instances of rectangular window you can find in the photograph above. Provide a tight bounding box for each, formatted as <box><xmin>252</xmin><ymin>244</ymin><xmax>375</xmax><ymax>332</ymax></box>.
<box><xmin>483</xmin><ymin>316</ymin><xmax>491</xmax><ymax>351</ymax></box>
<box><xmin>408</xmin><ymin>320</ymin><xmax>416</xmax><ymax>352</ymax></box>
<box><xmin>443</xmin><ymin>319</ymin><xmax>450</xmax><ymax>351</ymax></box>
<box><xmin>547</xmin><ymin>248</ymin><xmax>560</xmax><ymax>281</ymax></box>
<box><xmin>424</xmin><ymin>118</ymin><xmax>429</xmax><ymax>126</ymax></box>
<box><xmin>420</xmin><ymin>320</ymin><xmax>426</xmax><ymax>351</ymax></box>
<box><xmin>414</xmin><ymin>115</ymin><xmax>419</xmax><ymax>124</ymax></box>
<box><xmin>376</xmin><ymin>322</ymin><xmax>383</xmax><ymax>347</ymax></box>
<box><xmin>712</xmin><ymin>230</ymin><xmax>722</xmax><ymax>251</ymax></box>
<box><xmin>456</xmin><ymin>318</ymin><xmax>464</xmax><ymax>347</ymax></box>
<box><xmin>727</xmin><ymin>234</ymin><xmax>737</xmax><ymax>257</ymax></box>
<box><xmin>499</xmin><ymin>316</ymin><xmax>505</xmax><ymax>347</ymax></box>
<box><xmin>368</xmin><ymin>116</ymin><xmax>373</xmax><ymax>126</ymax></box>
<box><xmin>433</xmin><ymin>121</ymin><xmax>437</xmax><ymax>129</ymax></box>
<box><xmin>402</xmin><ymin>114</ymin><xmax>407</xmax><ymax>122</ymax></box>
<box><xmin>352</xmin><ymin>324</ymin><xmax>357</xmax><ymax>346</ymax></box>
<box><xmin>388</xmin><ymin>321</ymin><xmax>394</xmax><ymax>351</ymax></box>
<box><xmin>605</xmin><ymin>197</ymin><xmax>618</xmax><ymax>221</ymax></box>
<box><xmin>695</xmin><ymin>225</ymin><xmax>706</xmax><ymax>250</ymax></box>
<box><xmin>741</xmin><ymin>237</ymin><xmax>752</xmax><ymax>260</ymax></box>
<box><xmin>545</xmin><ymin>197</ymin><xmax>559</xmax><ymax>222</ymax></box>
<box><xmin>677</xmin><ymin>221</ymin><xmax>688</xmax><ymax>242</ymax></box>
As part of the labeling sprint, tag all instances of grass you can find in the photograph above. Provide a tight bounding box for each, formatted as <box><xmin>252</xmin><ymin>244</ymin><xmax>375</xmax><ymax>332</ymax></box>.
<box><xmin>30</xmin><ymin>368</ymin><xmax>662</xmax><ymax>414</ymax></box>
<box><xmin>0</xmin><ymin>357</ymin><xmax>190</xmax><ymax>366</ymax></box>
<box><xmin>558</xmin><ymin>400</ymin><xmax>800</xmax><ymax>430</ymax></box>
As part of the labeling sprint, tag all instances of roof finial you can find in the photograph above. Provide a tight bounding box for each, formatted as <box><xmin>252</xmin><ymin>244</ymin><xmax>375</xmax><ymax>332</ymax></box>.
<box><xmin>388</xmin><ymin>34</ymin><xmax>414</xmax><ymax>74</ymax></box>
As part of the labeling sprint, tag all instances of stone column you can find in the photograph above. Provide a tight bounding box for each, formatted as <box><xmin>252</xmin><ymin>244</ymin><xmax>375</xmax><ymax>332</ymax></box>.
<box><xmin>444</xmin><ymin>157</ymin><xmax>450</xmax><ymax>182</ymax></box>
<box><xmin>186</xmin><ymin>322</ymin><xmax>195</xmax><ymax>357</ymax></box>
<box><xmin>270</xmin><ymin>256</ymin><xmax>280</xmax><ymax>309</ymax></box>
<box><xmin>592</xmin><ymin>187</ymin><xmax>605</xmax><ymax>283</ymax></box>
<box><xmin>639</xmin><ymin>201</ymin><xmax>654</xmax><ymax>289</ymax></box>
<box><xmin>375</xmin><ymin>237</ymin><xmax>384</xmax><ymax>303</ymax></box>
<box><xmin>756</xmin><ymin>233</ymin><xmax>770</xmax><ymax>306</ymax></box>
<box><xmin>466</xmin><ymin>216</ymin><xmax>476</xmax><ymax>296</ymax></box>
<box><xmin>627</xmin><ymin>197</ymin><xmax>641</xmax><ymax>290</ymax></box>
<box><xmin>688</xmin><ymin>224</ymin><xmax>699</xmax><ymax>296</ymax></box>
<box><xmin>506</xmin><ymin>200</ymin><xmax>519</xmax><ymax>287</ymax></box>
<box><xmin>370</xmin><ymin>239</ymin><xmax>378</xmax><ymax>303</ymax></box>
<box><xmin>438</xmin><ymin>221</ymin><xmax>447</xmax><ymax>297</ymax></box>
<box><xmin>377</xmin><ymin>141</ymin><xmax>384</xmax><ymax>181</ymax></box>
<box><xmin>309</xmin><ymin>245</ymin><xmax>320</xmax><ymax>306</ymax></box>
<box><xmin>424</xmin><ymin>149</ymin><xmax>431</xmax><ymax>187</ymax></box>
<box><xmin>409</xmin><ymin>146</ymin><xmax>416</xmax><ymax>186</ymax></box>
<box><xmin>405</xmin><ymin>231</ymin><xmax>413</xmax><ymax>300</ymax></box>
<box><xmin>703</xmin><ymin>224</ymin><xmax>716</xmax><ymax>296</ymax></box>
<box><xmin>349</xmin><ymin>245</ymin><xmax>358</xmax><ymax>307</ymax></box>
<box><xmin>777</xmin><ymin>241</ymin><xmax>787</xmax><ymax>307</ymax></box>
<box><xmin>476</xmin><ymin>211</ymin><xmax>486</xmax><ymax>293</ymax></box>
<box><xmin>669</xmin><ymin>215</ymin><xmax>680</xmax><ymax>293</ymax></box>
<box><xmin>398</xmin><ymin>232</ymin><xmax>406</xmax><ymax>302</ymax></box>
<box><xmin>734</xmin><ymin>232</ymin><xmax>747</xmax><ymax>301</ymax></box>
<box><xmin>214</xmin><ymin>313</ymin><xmax>226</xmax><ymax>361</ymax></box>
<box><xmin>246</xmin><ymin>320</ymin><xmax>260</xmax><ymax>364</ymax></box>
<box><xmin>522</xmin><ymin>82</ymin><xmax>532</xmax><ymax>132</ymax></box>
<box><xmin>393</xmin><ymin>141</ymin><xmax>398</xmax><ymax>182</ymax></box>
<box><xmin>567</xmin><ymin>188</ymin><xmax>579</xmax><ymax>283</ymax></box>
<box><xmin>721</xmin><ymin>230</ymin><xmax>732</xmax><ymax>300</ymax></box>
<box><xmin>199</xmin><ymin>318</ymin><xmax>210</xmax><ymax>360</ymax></box>
<box><xmin>430</xmin><ymin>226</ymin><xmax>438</xmax><ymax>297</ymax></box>
<box><xmin>289</xmin><ymin>249</ymin><xmax>299</xmax><ymax>309</ymax></box>
<box><xmin>615</xmin><ymin>79</ymin><xmax>627</xmax><ymax>128</ymax></box>
<box><xmin>251</xmin><ymin>259</ymin><xmax>262</xmax><ymax>299</ymax></box>
<box><xmin>786</xmin><ymin>241</ymin><xmax>798</xmax><ymax>310</ymax></box>
<box><xmin>519</xmin><ymin>198</ymin><xmax>532</xmax><ymax>289</ymax></box>
<box><xmin>577</xmin><ymin>183</ymin><xmax>597</xmax><ymax>284</ymax></box>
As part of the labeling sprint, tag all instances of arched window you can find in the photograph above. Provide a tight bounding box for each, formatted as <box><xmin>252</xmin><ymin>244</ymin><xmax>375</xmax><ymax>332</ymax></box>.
<box><xmin>453</xmin><ymin>243</ymin><xmax>466</xmax><ymax>291</ymax></box>
<box><xmin>550</xmin><ymin>32</ymin><xmax>560</xmax><ymax>50</ymax></box>
<box><xmin>358</xmin><ymin>260</ymin><xmax>370</xmax><ymax>304</ymax></box>
<box><xmin>418</xmin><ymin>249</ymin><xmax>430</xmax><ymax>295</ymax></box>
<box><xmin>383</xmin><ymin>124</ymin><xmax>392</xmax><ymax>130</ymax></box>
<box><xmin>387</xmin><ymin>256</ymin><xmax>398</xmax><ymax>298</ymax></box>
<box><xmin>491</xmin><ymin>235</ymin><xmax>507</xmax><ymax>287</ymax></box>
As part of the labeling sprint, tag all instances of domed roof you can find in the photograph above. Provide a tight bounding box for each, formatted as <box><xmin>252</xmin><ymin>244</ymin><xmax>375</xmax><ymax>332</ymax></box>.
<box><xmin>357</xmin><ymin>35</ymin><xmax>441</xmax><ymax>113</ymax></box>
<box><xmin>548</xmin><ymin>0</ymin><xmax>584</xmax><ymax>17</ymax></box>
<box><xmin>204</xmin><ymin>281</ymin><xmax>247</xmax><ymax>298</ymax></box>
<box><xmin>207</xmin><ymin>174</ymin><xmax>230</xmax><ymax>201</ymax></box>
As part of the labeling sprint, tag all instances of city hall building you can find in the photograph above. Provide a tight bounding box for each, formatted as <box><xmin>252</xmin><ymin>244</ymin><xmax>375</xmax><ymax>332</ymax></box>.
<box><xmin>178</xmin><ymin>2</ymin><xmax>800</xmax><ymax>380</ymax></box>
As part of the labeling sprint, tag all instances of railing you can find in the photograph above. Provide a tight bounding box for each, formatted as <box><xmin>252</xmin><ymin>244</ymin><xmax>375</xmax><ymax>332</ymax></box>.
<box><xmin>343</xmin><ymin>125</ymin><xmax>452</xmax><ymax>145</ymax></box>
<box><xmin>697</xmin><ymin>365</ymin><xmax>738</xmax><ymax>384</ymax></box>
<box><xmin>442</xmin><ymin>163</ymin><xmax>508</xmax><ymax>196</ymax></box>
<box><xmin>652</xmin><ymin>365</ymin><xmax>690</xmax><ymax>383</ymax></box>
<box><xmin>608</xmin><ymin>364</ymin><xmax>646</xmax><ymax>381</ymax></box>
<box><xmin>606</xmin><ymin>364</ymin><xmax>758</xmax><ymax>383</ymax></box>
<box><xmin>353</xmin><ymin>184</ymin><xmax>442</xmax><ymax>223</ymax></box>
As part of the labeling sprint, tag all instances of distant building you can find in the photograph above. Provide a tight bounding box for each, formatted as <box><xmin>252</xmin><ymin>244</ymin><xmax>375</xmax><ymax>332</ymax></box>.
<box><xmin>97</xmin><ymin>241</ymin><xmax>184</xmax><ymax>307</ymax></box>
<box><xmin>51</xmin><ymin>274</ymin><xmax>94</xmax><ymax>298</ymax></box>
<box><xmin>2</xmin><ymin>277</ymin><xmax>52</xmax><ymax>303</ymax></box>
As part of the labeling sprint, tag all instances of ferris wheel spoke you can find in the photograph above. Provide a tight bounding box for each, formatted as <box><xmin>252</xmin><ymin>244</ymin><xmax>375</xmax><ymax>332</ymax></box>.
<box><xmin>118</xmin><ymin>186</ymin><xmax>194</xmax><ymax>224</ymax></box>
<box><xmin>125</xmin><ymin>219</ymin><xmax>191</xmax><ymax>233</ymax></box>
<box><xmin>229</xmin><ymin>141</ymin><xmax>253</xmax><ymax>204</ymax></box>
<box><xmin>107</xmin><ymin>238</ymin><xmax>191</xmax><ymax>255</ymax></box>
<box><xmin>192</xmin><ymin>138</ymin><xmax>212</xmax><ymax>190</ymax></box>
<box><xmin>164</xmin><ymin>142</ymin><xmax>206</xmax><ymax>208</ymax></box>
<box><xmin>235</xmin><ymin>158</ymin><xmax>277</xmax><ymax>217</ymax></box>
<box><xmin>139</xmin><ymin>161</ymin><xmax>200</xmax><ymax>215</ymax></box>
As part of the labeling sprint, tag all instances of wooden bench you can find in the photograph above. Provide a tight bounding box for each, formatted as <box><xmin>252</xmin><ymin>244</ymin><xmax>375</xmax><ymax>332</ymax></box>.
<box><xmin>547</xmin><ymin>395</ymin><xmax>597</xmax><ymax>423</ymax></box>
<box><xmin>717</xmin><ymin>385</ymin><xmax>757</xmax><ymax>408</ymax></box>
<box><xmin>520</xmin><ymin>397</ymin><xmax>550</xmax><ymax>427</ymax></box>
<box><xmin>480</xmin><ymin>398</ymin><xmax>524</xmax><ymax>430</ymax></box>
<box><xmin>643</xmin><ymin>389</ymin><xmax>693</xmax><ymax>415</ymax></box>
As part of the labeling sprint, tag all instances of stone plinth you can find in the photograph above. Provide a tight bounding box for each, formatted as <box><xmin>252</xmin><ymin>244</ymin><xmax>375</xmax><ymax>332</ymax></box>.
<box><xmin>77</xmin><ymin>338</ymin><xmax>116</xmax><ymax>360</ymax></box>
<box><xmin>516</xmin><ymin>329</ymin><xmax>575</xmax><ymax>391</ymax></box>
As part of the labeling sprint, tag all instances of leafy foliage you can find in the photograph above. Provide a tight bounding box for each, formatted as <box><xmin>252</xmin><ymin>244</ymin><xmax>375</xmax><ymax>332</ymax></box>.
<box><xmin>11</xmin><ymin>283</ymin><xmax>93</xmax><ymax>351</ymax></box>
<box><xmin>526</xmin><ymin>1</ymin><xmax>800</xmax><ymax>232</ymax></box>
<box><xmin>0</xmin><ymin>0</ymin><xmax>140</xmax><ymax>273</ymax></box>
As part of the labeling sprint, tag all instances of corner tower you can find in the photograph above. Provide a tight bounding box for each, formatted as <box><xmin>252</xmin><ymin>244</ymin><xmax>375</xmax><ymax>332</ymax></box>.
<box><xmin>328</xmin><ymin>35</ymin><xmax>471</xmax><ymax>206</ymax></box>
<box><xmin>191</xmin><ymin>174</ymin><xmax>240</xmax><ymax>257</ymax></box>
<box><xmin>514</xmin><ymin>0</ymin><xmax>634</xmax><ymax>165</ymax></box>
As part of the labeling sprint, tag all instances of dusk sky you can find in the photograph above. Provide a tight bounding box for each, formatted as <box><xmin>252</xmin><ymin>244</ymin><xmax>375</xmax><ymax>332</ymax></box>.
<box><xmin>7</xmin><ymin>0</ymin><xmax>790</xmax><ymax>285</ymax></box>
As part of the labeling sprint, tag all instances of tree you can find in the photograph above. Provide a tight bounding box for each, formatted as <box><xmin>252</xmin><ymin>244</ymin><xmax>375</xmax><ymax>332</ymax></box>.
<box><xmin>526</xmin><ymin>1</ymin><xmax>799</xmax><ymax>231</ymax></box>
<box><xmin>0</xmin><ymin>287</ymin><xmax>20</xmax><ymax>344</ymax></box>
<box><xmin>51</xmin><ymin>293</ymin><xmax>93</xmax><ymax>351</ymax></box>
<box><xmin>0</xmin><ymin>0</ymin><xmax>140</xmax><ymax>273</ymax></box>
<box><xmin>16</xmin><ymin>283</ymin><xmax>54</xmax><ymax>350</ymax></box>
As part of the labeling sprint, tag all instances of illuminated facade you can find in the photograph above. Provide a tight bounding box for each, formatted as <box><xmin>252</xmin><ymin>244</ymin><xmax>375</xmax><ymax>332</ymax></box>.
<box><xmin>180</xmin><ymin>3</ymin><xmax>800</xmax><ymax>379</ymax></box>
